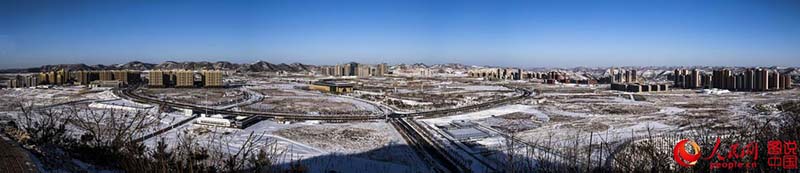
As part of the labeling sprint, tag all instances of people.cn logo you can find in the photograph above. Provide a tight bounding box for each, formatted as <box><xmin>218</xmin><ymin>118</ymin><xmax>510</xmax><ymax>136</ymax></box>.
<box><xmin>673</xmin><ymin>139</ymin><xmax>701</xmax><ymax>167</ymax></box>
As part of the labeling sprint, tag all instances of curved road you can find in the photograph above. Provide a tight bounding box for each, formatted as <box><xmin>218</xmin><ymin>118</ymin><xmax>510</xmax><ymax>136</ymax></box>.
<box><xmin>117</xmin><ymin>85</ymin><xmax>531</xmax><ymax>121</ymax></box>
<box><xmin>116</xmin><ymin>84</ymin><xmax>532</xmax><ymax>172</ymax></box>
<box><xmin>115</xmin><ymin>86</ymin><xmax>385</xmax><ymax>121</ymax></box>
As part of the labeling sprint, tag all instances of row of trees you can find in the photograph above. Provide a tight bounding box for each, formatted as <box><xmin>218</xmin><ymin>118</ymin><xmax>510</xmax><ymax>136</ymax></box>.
<box><xmin>498</xmin><ymin>100</ymin><xmax>800</xmax><ymax>172</ymax></box>
<box><xmin>3</xmin><ymin>101</ymin><xmax>300</xmax><ymax>172</ymax></box>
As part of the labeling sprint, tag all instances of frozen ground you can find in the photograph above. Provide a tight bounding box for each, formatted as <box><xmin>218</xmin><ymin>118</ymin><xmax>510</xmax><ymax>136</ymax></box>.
<box><xmin>451</xmin><ymin>85</ymin><xmax>511</xmax><ymax>91</ymax></box>
<box><xmin>140</xmin><ymin>87</ymin><xmax>250</xmax><ymax>107</ymax></box>
<box><xmin>421</xmin><ymin>104</ymin><xmax>547</xmax><ymax>125</ymax></box>
<box><xmin>241</xmin><ymin>96</ymin><xmax>382</xmax><ymax>115</ymax></box>
<box><xmin>414</xmin><ymin>86</ymin><xmax>800</xmax><ymax>171</ymax></box>
<box><xmin>143</xmin><ymin>120</ymin><xmax>428</xmax><ymax>172</ymax></box>
<box><xmin>0</xmin><ymin>87</ymin><xmax>112</xmax><ymax>111</ymax></box>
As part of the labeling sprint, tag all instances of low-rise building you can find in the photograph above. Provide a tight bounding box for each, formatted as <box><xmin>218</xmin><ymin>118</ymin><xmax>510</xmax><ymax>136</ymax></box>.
<box><xmin>309</xmin><ymin>80</ymin><xmax>354</xmax><ymax>94</ymax></box>
<box><xmin>89</xmin><ymin>80</ymin><xmax>123</xmax><ymax>88</ymax></box>
<box><xmin>611</xmin><ymin>83</ymin><xmax>669</xmax><ymax>93</ymax></box>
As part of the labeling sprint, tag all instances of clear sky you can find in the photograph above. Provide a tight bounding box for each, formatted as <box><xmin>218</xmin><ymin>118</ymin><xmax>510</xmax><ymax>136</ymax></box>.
<box><xmin>1</xmin><ymin>0</ymin><xmax>799</xmax><ymax>69</ymax></box>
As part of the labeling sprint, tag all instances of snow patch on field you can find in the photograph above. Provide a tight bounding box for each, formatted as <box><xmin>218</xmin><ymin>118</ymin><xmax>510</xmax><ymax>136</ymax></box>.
<box><xmin>422</xmin><ymin>104</ymin><xmax>548</xmax><ymax>125</ymax></box>
<box><xmin>658</xmin><ymin>107</ymin><xmax>685</xmax><ymax>115</ymax></box>
<box><xmin>452</xmin><ymin>85</ymin><xmax>511</xmax><ymax>91</ymax></box>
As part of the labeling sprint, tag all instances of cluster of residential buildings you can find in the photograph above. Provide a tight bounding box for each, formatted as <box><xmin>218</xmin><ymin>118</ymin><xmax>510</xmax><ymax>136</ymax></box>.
<box><xmin>148</xmin><ymin>70</ymin><xmax>224</xmax><ymax>88</ymax></box>
<box><xmin>609</xmin><ymin>68</ymin><xmax>639</xmax><ymax>83</ymax></box>
<box><xmin>318</xmin><ymin>62</ymin><xmax>388</xmax><ymax>77</ymax></box>
<box><xmin>5</xmin><ymin>69</ymin><xmax>142</xmax><ymax>88</ymax></box>
<box><xmin>5</xmin><ymin>74</ymin><xmax>39</xmax><ymax>88</ymax></box>
<box><xmin>607</xmin><ymin>68</ymin><xmax>670</xmax><ymax>93</ymax></box>
<box><xmin>4</xmin><ymin>69</ymin><xmax>225</xmax><ymax>88</ymax></box>
<box><xmin>468</xmin><ymin>68</ymin><xmax>554</xmax><ymax>80</ymax></box>
<box><xmin>673</xmin><ymin>68</ymin><xmax>792</xmax><ymax>91</ymax></box>
<box><xmin>468</xmin><ymin>68</ymin><xmax>526</xmax><ymax>80</ymax></box>
<box><xmin>610</xmin><ymin>83</ymin><xmax>670</xmax><ymax>93</ymax></box>
<box><xmin>468</xmin><ymin>68</ymin><xmax>598</xmax><ymax>84</ymax></box>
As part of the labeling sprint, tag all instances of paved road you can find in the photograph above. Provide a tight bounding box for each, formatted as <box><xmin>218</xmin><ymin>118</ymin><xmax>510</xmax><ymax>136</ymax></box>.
<box><xmin>390</xmin><ymin>118</ymin><xmax>467</xmax><ymax>173</ymax></box>
<box><xmin>115</xmin><ymin>86</ymin><xmax>384</xmax><ymax>121</ymax></box>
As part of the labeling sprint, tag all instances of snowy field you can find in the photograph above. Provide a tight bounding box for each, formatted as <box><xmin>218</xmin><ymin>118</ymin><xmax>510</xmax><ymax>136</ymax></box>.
<box><xmin>413</xmin><ymin>87</ymin><xmax>800</xmax><ymax>171</ymax></box>
<box><xmin>143</xmin><ymin>120</ymin><xmax>428</xmax><ymax>172</ymax></box>
<box><xmin>0</xmin><ymin>87</ymin><xmax>113</xmax><ymax>111</ymax></box>
<box><xmin>240</xmin><ymin>83</ymin><xmax>384</xmax><ymax>116</ymax></box>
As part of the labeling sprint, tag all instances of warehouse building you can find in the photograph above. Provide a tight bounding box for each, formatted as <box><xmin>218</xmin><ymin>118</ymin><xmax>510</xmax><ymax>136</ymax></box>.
<box><xmin>309</xmin><ymin>80</ymin><xmax>354</xmax><ymax>94</ymax></box>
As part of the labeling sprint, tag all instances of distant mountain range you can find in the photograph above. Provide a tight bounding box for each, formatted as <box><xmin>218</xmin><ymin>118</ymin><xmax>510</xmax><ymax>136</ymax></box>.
<box><xmin>0</xmin><ymin>61</ymin><xmax>317</xmax><ymax>73</ymax></box>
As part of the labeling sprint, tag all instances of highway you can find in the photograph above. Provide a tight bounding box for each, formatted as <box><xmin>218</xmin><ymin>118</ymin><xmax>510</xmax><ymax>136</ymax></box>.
<box><xmin>390</xmin><ymin>118</ymin><xmax>468</xmax><ymax>173</ymax></box>
<box><xmin>387</xmin><ymin>86</ymin><xmax>533</xmax><ymax>173</ymax></box>
<box><xmin>117</xmin><ymin>85</ymin><xmax>531</xmax><ymax>121</ymax></box>
<box><xmin>114</xmin><ymin>85</ymin><xmax>385</xmax><ymax>121</ymax></box>
<box><xmin>114</xmin><ymin>85</ymin><xmax>384</xmax><ymax>142</ymax></box>
<box><xmin>401</xmin><ymin>87</ymin><xmax>532</xmax><ymax>118</ymax></box>
<box><xmin>116</xmin><ymin>84</ymin><xmax>533</xmax><ymax>171</ymax></box>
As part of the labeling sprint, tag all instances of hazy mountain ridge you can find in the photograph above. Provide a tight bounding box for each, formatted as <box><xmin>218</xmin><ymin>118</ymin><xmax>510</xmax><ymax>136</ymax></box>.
<box><xmin>0</xmin><ymin>61</ymin><xmax>318</xmax><ymax>73</ymax></box>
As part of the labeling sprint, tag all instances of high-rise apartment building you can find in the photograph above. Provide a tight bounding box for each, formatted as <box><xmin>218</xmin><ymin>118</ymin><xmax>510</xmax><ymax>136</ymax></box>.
<box><xmin>202</xmin><ymin>70</ymin><xmax>223</xmax><ymax>87</ymax></box>
<box><xmin>376</xmin><ymin>63</ymin><xmax>388</xmax><ymax>77</ymax></box>
<box><xmin>99</xmin><ymin>70</ymin><xmax>114</xmax><ymax>81</ymax></box>
<box><xmin>175</xmin><ymin>70</ymin><xmax>194</xmax><ymax>87</ymax></box>
<box><xmin>148</xmin><ymin>70</ymin><xmax>168</xmax><ymax>87</ymax></box>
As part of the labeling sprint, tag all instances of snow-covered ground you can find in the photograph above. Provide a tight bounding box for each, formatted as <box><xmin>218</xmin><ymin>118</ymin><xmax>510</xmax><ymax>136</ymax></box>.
<box><xmin>451</xmin><ymin>85</ymin><xmax>511</xmax><ymax>91</ymax></box>
<box><xmin>421</xmin><ymin>104</ymin><xmax>546</xmax><ymax>125</ymax></box>
<box><xmin>411</xmin><ymin>86</ymin><xmax>800</xmax><ymax>171</ymax></box>
<box><xmin>142</xmin><ymin>120</ymin><xmax>428</xmax><ymax>172</ymax></box>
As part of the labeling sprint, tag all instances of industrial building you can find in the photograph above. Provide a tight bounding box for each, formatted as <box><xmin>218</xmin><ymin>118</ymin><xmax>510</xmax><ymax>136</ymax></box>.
<box><xmin>88</xmin><ymin>80</ymin><xmax>123</xmax><ymax>88</ymax></box>
<box><xmin>195</xmin><ymin>115</ymin><xmax>232</xmax><ymax>127</ymax></box>
<box><xmin>309</xmin><ymin>80</ymin><xmax>354</xmax><ymax>94</ymax></box>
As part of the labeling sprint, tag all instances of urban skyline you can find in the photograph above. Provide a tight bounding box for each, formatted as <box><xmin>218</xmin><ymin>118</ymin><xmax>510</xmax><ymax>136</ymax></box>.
<box><xmin>1</xmin><ymin>1</ymin><xmax>799</xmax><ymax>172</ymax></box>
<box><xmin>2</xmin><ymin>0</ymin><xmax>800</xmax><ymax>69</ymax></box>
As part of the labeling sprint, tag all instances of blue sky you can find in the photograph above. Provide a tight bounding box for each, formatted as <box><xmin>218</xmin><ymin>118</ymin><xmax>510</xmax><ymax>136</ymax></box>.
<box><xmin>1</xmin><ymin>0</ymin><xmax>799</xmax><ymax>68</ymax></box>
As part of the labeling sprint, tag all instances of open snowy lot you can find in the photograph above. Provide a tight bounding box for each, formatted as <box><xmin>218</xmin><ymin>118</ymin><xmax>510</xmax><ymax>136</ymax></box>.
<box><xmin>414</xmin><ymin>86</ymin><xmax>800</xmax><ymax>170</ymax></box>
<box><xmin>145</xmin><ymin>120</ymin><xmax>428</xmax><ymax>172</ymax></box>
<box><xmin>240</xmin><ymin>96</ymin><xmax>382</xmax><ymax>115</ymax></box>
<box><xmin>0</xmin><ymin>87</ymin><xmax>113</xmax><ymax>111</ymax></box>
<box><xmin>140</xmin><ymin>87</ymin><xmax>250</xmax><ymax>107</ymax></box>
